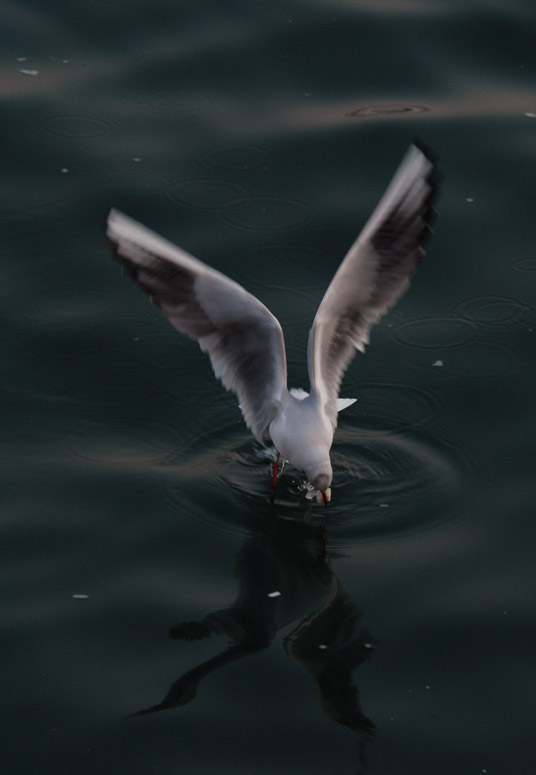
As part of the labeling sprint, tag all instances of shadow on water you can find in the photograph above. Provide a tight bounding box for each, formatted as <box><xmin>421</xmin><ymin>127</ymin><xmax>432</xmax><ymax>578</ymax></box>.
<box><xmin>128</xmin><ymin>507</ymin><xmax>376</xmax><ymax>772</ymax></box>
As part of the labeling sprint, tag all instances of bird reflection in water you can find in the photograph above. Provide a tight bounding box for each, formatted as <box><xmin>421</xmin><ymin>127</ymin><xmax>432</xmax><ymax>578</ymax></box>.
<box><xmin>130</xmin><ymin>510</ymin><xmax>376</xmax><ymax>771</ymax></box>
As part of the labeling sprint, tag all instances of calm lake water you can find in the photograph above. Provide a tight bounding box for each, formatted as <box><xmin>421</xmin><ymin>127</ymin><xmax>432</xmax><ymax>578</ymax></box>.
<box><xmin>4</xmin><ymin>1</ymin><xmax>536</xmax><ymax>773</ymax></box>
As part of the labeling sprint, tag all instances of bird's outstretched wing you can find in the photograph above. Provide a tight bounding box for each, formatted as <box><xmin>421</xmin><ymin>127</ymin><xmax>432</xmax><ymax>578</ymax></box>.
<box><xmin>107</xmin><ymin>210</ymin><xmax>287</xmax><ymax>441</ymax></box>
<box><xmin>308</xmin><ymin>143</ymin><xmax>439</xmax><ymax>425</ymax></box>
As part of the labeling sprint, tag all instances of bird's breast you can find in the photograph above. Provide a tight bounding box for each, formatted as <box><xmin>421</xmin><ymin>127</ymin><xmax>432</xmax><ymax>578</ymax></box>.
<box><xmin>268</xmin><ymin>397</ymin><xmax>333</xmax><ymax>471</ymax></box>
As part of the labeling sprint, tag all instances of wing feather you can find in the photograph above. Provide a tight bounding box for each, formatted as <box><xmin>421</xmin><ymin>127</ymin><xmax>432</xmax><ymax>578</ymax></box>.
<box><xmin>107</xmin><ymin>210</ymin><xmax>287</xmax><ymax>441</ymax></box>
<box><xmin>308</xmin><ymin>143</ymin><xmax>439</xmax><ymax>425</ymax></box>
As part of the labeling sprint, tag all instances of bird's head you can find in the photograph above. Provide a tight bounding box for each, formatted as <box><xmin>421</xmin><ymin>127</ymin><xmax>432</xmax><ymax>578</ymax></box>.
<box><xmin>307</xmin><ymin>462</ymin><xmax>333</xmax><ymax>505</ymax></box>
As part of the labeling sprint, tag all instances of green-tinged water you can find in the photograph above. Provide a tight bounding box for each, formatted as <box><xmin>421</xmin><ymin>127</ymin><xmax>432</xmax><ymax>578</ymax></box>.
<box><xmin>3</xmin><ymin>2</ymin><xmax>536</xmax><ymax>773</ymax></box>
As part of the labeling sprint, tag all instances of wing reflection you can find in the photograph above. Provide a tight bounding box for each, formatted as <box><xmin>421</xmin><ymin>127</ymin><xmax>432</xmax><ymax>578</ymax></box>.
<box><xmin>130</xmin><ymin>512</ymin><xmax>375</xmax><ymax>746</ymax></box>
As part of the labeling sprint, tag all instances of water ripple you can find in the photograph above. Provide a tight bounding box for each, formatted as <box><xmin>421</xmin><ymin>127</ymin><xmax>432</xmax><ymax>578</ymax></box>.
<box><xmin>220</xmin><ymin>197</ymin><xmax>312</xmax><ymax>231</ymax></box>
<box><xmin>236</xmin><ymin>242</ymin><xmax>336</xmax><ymax>277</ymax></box>
<box><xmin>167</xmin><ymin>179</ymin><xmax>251</xmax><ymax>210</ymax></box>
<box><xmin>197</xmin><ymin>145</ymin><xmax>272</xmax><ymax>171</ymax></box>
<box><xmin>512</xmin><ymin>257</ymin><xmax>536</xmax><ymax>273</ymax></box>
<box><xmin>156</xmin><ymin>419</ymin><xmax>472</xmax><ymax>546</ymax></box>
<box><xmin>392</xmin><ymin>317</ymin><xmax>477</xmax><ymax>349</ymax></box>
<box><xmin>120</xmin><ymin>89</ymin><xmax>210</xmax><ymax>113</ymax></box>
<box><xmin>456</xmin><ymin>295</ymin><xmax>532</xmax><ymax>327</ymax></box>
<box><xmin>432</xmin><ymin>343</ymin><xmax>515</xmax><ymax>381</ymax></box>
<box><xmin>351</xmin><ymin>382</ymin><xmax>444</xmax><ymax>430</ymax></box>
<box><xmin>42</xmin><ymin>115</ymin><xmax>114</xmax><ymax>138</ymax></box>
<box><xmin>0</xmin><ymin>180</ymin><xmax>60</xmax><ymax>217</ymax></box>
<box><xmin>103</xmin><ymin>170</ymin><xmax>172</xmax><ymax>196</ymax></box>
<box><xmin>346</xmin><ymin>104</ymin><xmax>430</xmax><ymax>118</ymax></box>
<box><xmin>67</xmin><ymin>418</ymin><xmax>183</xmax><ymax>469</ymax></box>
<box><xmin>324</xmin><ymin>426</ymin><xmax>468</xmax><ymax>545</ymax></box>
<box><xmin>17</xmin><ymin>324</ymin><xmax>174</xmax><ymax>411</ymax></box>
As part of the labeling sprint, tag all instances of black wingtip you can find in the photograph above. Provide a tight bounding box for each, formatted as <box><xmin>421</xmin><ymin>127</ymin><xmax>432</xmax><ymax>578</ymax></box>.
<box><xmin>412</xmin><ymin>136</ymin><xmax>443</xmax><ymax>196</ymax></box>
<box><xmin>410</xmin><ymin>138</ymin><xmax>443</xmax><ymax>244</ymax></box>
<box><xmin>412</xmin><ymin>136</ymin><xmax>437</xmax><ymax>163</ymax></box>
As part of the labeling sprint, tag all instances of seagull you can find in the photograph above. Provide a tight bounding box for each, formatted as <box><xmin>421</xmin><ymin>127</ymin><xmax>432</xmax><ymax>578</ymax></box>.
<box><xmin>107</xmin><ymin>143</ymin><xmax>438</xmax><ymax>503</ymax></box>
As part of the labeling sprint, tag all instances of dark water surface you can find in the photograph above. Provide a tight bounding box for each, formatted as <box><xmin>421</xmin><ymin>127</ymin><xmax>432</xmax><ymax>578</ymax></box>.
<box><xmin>4</xmin><ymin>1</ymin><xmax>536</xmax><ymax>773</ymax></box>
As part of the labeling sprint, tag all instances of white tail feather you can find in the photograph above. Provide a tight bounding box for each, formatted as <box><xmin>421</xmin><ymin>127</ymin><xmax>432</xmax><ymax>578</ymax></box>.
<box><xmin>290</xmin><ymin>388</ymin><xmax>356</xmax><ymax>412</ymax></box>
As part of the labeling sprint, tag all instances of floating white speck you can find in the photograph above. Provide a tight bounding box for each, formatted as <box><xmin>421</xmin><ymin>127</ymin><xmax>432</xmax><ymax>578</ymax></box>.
<box><xmin>432</xmin><ymin>359</ymin><xmax>443</xmax><ymax>367</ymax></box>
<box><xmin>61</xmin><ymin>168</ymin><xmax>69</xmax><ymax>174</ymax></box>
<box><xmin>133</xmin><ymin>157</ymin><xmax>141</xmax><ymax>162</ymax></box>
<box><xmin>364</xmin><ymin>642</ymin><xmax>373</xmax><ymax>649</ymax></box>
<box><xmin>267</xmin><ymin>590</ymin><xmax>281</xmax><ymax>598</ymax></box>
<box><xmin>62</xmin><ymin>59</ymin><xmax>69</xmax><ymax>64</ymax></box>
<box><xmin>20</xmin><ymin>69</ymin><xmax>39</xmax><ymax>76</ymax></box>
<box><xmin>524</xmin><ymin>112</ymin><xmax>536</xmax><ymax>118</ymax></box>
<box><xmin>465</xmin><ymin>197</ymin><xmax>474</xmax><ymax>203</ymax></box>
<box><xmin>318</xmin><ymin>644</ymin><xmax>328</xmax><ymax>650</ymax></box>
<box><xmin>16</xmin><ymin>57</ymin><xmax>27</xmax><ymax>62</ymax></box>
<box><xmin>72</xmin><ymin>594</ymin><xmax>89</xmax><ymax>599</ymax></box>
<box><xmin>425</xmin><ymin>685</ymin><xmax>430</xmax><ymax>690</ymax></box>
<box><xmin>379</xmin><ymin>503</ymin><xmax>389</xmax><ymax>508</ymax></box>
